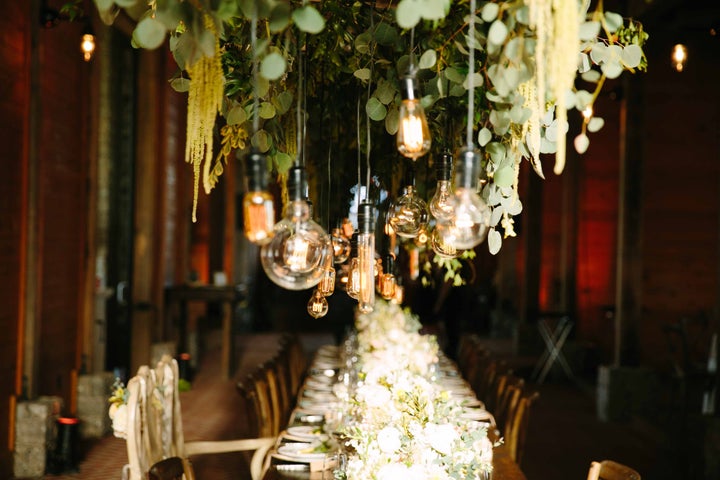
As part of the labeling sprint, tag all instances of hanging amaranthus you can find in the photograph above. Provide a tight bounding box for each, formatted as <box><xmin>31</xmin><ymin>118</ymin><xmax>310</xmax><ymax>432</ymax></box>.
<box><xmin>185</xmin><ymin>14</ymin><xmax>224</xmax><ymax>222</ymax></box>
<box><xmin>527</xmin><ymin>0</ymin><xmax>580</xmax><ymax>175</ymax></box>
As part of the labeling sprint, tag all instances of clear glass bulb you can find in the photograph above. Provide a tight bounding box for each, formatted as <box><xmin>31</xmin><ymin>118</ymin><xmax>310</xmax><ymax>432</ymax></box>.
<box><xmin>346</xmin><ymin>257</ymin><xmax>360</xmax><ymax>299</ymax></box>
<box><xmin>243</xmin><ymin>191</ymin><xmax>275</xmax><ymax>245</ymax></box>
<box><xmin>430</xmin><ymin>226</ymin><xmax>460</xmax><ymax>259</ymax></box>
<box><xmin>388</xmin><ymin>185</ymin><xmax>428</xmax><ymax>238</ymax></box>
<box><xmin>357</xmin><ymin>231</ymin><xmax>375</xmax><ymax>314</ymax></box>
<box><xmin>260</xmin><ymin>199</ymin><xmax>331</xmax><ymax>290</ymax></box>
<box><xmin>392</xmin><ymin>284</ymin><xmax>404</xmax><ymax>305</ymax></box>
<box><xmin>397</xmin><ymin>99</ymin><xmax>431</xmax><ymax>160</ymax></box>
<box><xmin>429</xmin><ymin>179</ymin><xmax>454</xmax><ymax>221</ymax></box>
<box><xmin>380</xmin><ymin>273</ymin><xmax>396</xmax><ymax>300</ymax></box>
<box><xmin>331</xmin><ymin>227</ymin><xmax>351</xmax><ymax>264</ymax></box>
<box><xmin>436</xmin><ymin>187</ymin><xmax>491</xmax><ymax>250</ymax></box>
<box><xmin>318</xmin><ymin>255</ymin><xmax>336</xmax><ymax>296</ymax></box>
<box><xmin>307</xmin><ymin>289</ymin><xmax>329</xmax><ymax>318</ymax></box>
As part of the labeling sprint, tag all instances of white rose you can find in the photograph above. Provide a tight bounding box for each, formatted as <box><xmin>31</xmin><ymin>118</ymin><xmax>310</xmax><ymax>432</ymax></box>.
<box><xmin>377</xmin><ymin>463</ymin><xmax>408</xmax><ymax>480</ymax></box>
<box><xmin>111</xmin><ymin>403</ymin><xmax>128</xmax><ymax>439</ymax></box>
<box><xmin>359</xmin><ymin>384</ymin><xmax>391</xmax><ymax>408</ymax></box>
<box><xmin>377</xmin><ymin>426</ymin><xmax>402</xmax><ymax>453</ymax></box>
<box><xmin>426</xmin><ymin>423</ymin><xmax>459</xmax><ymax>455</ymax></box>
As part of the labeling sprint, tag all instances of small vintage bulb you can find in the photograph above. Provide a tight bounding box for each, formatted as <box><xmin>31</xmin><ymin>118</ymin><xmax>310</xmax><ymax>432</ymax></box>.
<box><xmin>307</xmin><ymin>289</ymin><xmax>329</xmax><ymax>318</ymax></box>
<box><xmin>391</xmin><ymin>283</ymin><xmax>404</xmax><ymax>305</ymax></box>
<box><xmin>430</xmin><ymin>227</ymin><xmax>460</xmax><ymax>259</ymax></box>
<box><xmin>397</xmin><ymin>74</ymin><xmax>431</xmax><ymax>160</ymax></box>
<box><xmin>379</xmin><ymin>255</ymin><xmax>396</xmax><ymax>300</ymax></box>
<box><xmin>243</xmin><ymin>150</ymin><xmax>275</xmax><ymax>245</ymax></box>
<box><xmin>318</xmin><ymin>258</ymin><xmax>336</xmax><ymax>297</ymax></box>
<box><xmin>357</xmin><ymin>203</ymin><xmax>376</xmax><ymax>314</ymax></box>
<box><xmin>429</xmin><ymin>152</ymin><xmax>454</xmax><ymax>221</ymax></box>
<box><xmin>388</xmin><ymin>184</ymin><xmax>428</xmax><ymax>239</ymax></box>
<box><xmin>346</xmin><ymin>257</ymin><xmax>360</xmax><ymax>299</ymax></box>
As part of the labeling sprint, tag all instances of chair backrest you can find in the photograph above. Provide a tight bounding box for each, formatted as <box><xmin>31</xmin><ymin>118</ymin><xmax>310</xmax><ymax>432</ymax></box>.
<box><xmin>495</xmin><ymin>376</ymin><xmax>525</xmax><ymax>433</ymax></box>
<box><xmin>587</xmin><ymin>460</ymin><xmax>641</xmax><ymax>480</ymax></box>
<box><xmin>503</xmin><ymin>390</ymin><xmax>539</xmax><ymax>465</ymax></box>
<box><xmin>124</xmin><ymin>356</ymin><xmax>185</xmax><ymax>480</ymax></box>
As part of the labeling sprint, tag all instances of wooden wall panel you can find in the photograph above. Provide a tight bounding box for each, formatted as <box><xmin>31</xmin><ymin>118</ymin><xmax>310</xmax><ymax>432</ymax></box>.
<box><xmin>638</xmin><ymin>32</ymin><xmax>720</xmax><ymax>366</ymax></box>
<box><xmin>0</xmin><ymin>2</ymin><xmax>30</xmax><ymax>473</ymax></box>
<box><xmin>35</xmin><ymin>23</ymin><xmax>88</xmax><ymax>405</ymax></box>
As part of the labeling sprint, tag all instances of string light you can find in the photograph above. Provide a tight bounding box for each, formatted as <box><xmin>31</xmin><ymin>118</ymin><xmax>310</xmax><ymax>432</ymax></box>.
<box><xmin>672</xmin><ymin>44</ymin><xmax>687</xmax><ymax>72</ymax></box>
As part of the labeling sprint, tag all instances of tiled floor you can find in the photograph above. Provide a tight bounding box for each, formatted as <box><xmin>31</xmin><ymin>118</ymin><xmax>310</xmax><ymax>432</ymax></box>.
<box><xmin>35</xmin><ymin>330</ymin><xmax>685</xmax><ymax>480</ymax></box>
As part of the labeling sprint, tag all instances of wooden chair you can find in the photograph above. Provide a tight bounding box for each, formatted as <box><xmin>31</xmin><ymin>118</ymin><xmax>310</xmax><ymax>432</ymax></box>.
<box><xmin>122</xmin><ymin>355</ymin><xmax>275</xmax><ymax>480</ymax></box>
<box><xmin>587</xmin><ymin>460</ymin><xmax>641</xmax><ymax>480</ymax></box>
<box><xmin>502</xmin><ymin>389</ymin><xmax>540</xmax><ymax>465</ymax></box>
<box><xmin>493</xmin><ymin>375</ymin><xmax>525</xmax><ymax>433</ymax></box>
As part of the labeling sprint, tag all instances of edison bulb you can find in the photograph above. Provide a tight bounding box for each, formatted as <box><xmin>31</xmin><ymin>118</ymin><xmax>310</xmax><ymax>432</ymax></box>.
<box><xmin>388</xmin><ymin>185</ymin><xmax>428</xmax><ymax>238</ymax></box>
<box><xmin>435</xmin><ymin>149</ymin><xmax>491</xmax><ymax>250</ymax></box>
<box><xmin>307</xmin><ymin>289</ymin><xmax>329</xmax><ymax>318</ymax></box>
<box><xmin>318</xmin><ymin>256</ymin><xmax>336</xmax><ymax>296</ymax></box>
<box><xmin>346</xmin><ymin>257</ymin><xmax>360</xmax><ymax>299</ymax></box>
<box><xmin>397</xmin><ymin>74</ymin><xmax>431</xmax><ymax>160</ymax></box>
<box><xmin>260</xmin><ymin>167</ymin><xmax>331</xmax><ymax>290</ymax></box>
<box><xmin>430</xmin><ymin>226</ymin><xmax>460</xmax><ymax>259</ymax></box>
<box><xmin>429</xmin><ymin>152</ymin><xmax>454</xmax><ymax>221</ymax></box>
<box><xmin>356</xmin><ymin>203</ymin><xmax>376</xmax><ymax>314</ymax></box>
<box><xmin>331</xmin><ymin>228</ymin><xmax>351</xmax><ymax>264</ymax></box>
<box><xmin>243</xmin><ymin>150</ymin><xmax>275</xmax><ymax>245</ymax></box>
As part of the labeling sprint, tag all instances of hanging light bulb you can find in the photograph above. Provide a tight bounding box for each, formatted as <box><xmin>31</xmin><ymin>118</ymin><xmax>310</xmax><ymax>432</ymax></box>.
<box><xmin>331</xmin><ymin>227</ymin><xmax>351</xmax><ymax>264</ymax></box>
<box><xmin>435</xmin><ymin>148</ymin><xmax>491</xmax><ymax>250</ymax></box>
<box><xmin>243</xmin><ymin>150</ymin><xmax>275</xmax><ymax>245</ymax></box>
<box><xmin>261</xmin><ymin>166</ymin><xmax>331</xmax><ymax>290</ymax></box>
<box><xmin>397</xmin><ymin>70</ymin><xmax>431</xmax><ymax>160</ymax></box>
<box><xmin>429</xmin><ymin>151</ymin><xmax>454</xmax><ymax>221</ymax></box>
<box><xmin>387</xmin><ymin>166</ymin><xmax>428</xmax><ymax>238</ymax></box>
<box><xmin>672</xmin><ymin>43</ymin><xmax>687</xmax><ymax>72</ymax></box>
<box><xmin>346</xmin><ymin>257</ymin><xmax>360</xmax><ymax>299</ymax></box>
<box><xmin>356</xmin><ymin>203</ymin><xmax>376</xmax><ymax>313</ymax></box>
<box><xmin>318</xmin><ymin>253</ymin><xmax>336</xmax><ymax>296</ymax></box>
<box><xmin>307</xmin><ymin>289</ymin><xmax>329</xmax><ymax>318</ymax></box>
<box><xmin>430</xmin><ymin>226</ymin><xmax>460</xmax><ymax>259</ymax></box>
<box><xmin>414</xmin><ymin>226</ymin><xmax>428</xmax><ymax>247</ymax></box>
<box><xmin>392</xmin><ymin>281</ymin><xmax>404</xmax><ymax>305</ymax></box>
<box><xmin>379</xmin><ymin>255</ymin><xmax>397</xmax><ymax>300</ymax></box>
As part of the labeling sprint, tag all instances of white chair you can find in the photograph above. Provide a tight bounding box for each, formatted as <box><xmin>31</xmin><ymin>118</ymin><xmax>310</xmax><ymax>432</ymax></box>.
<box><xmin>122</xmin><ymin>355</ymin><xmax>275</xmax><ymax>480</ymax></box>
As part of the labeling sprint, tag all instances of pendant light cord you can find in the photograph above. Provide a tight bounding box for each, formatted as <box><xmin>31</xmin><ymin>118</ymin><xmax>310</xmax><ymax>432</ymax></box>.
<box><xmin>296</xmin><ymin>35</ymin><xmax>304</xmax><ymax>167</ymax></box>
<box><xmin>466</xmin><ymin>0</ymin><xmax>477</xmax><ymax>148</ymax></box>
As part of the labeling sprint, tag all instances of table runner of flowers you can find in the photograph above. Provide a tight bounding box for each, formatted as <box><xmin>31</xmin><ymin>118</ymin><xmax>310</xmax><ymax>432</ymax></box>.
<box><xmin>340</xmin><ymin>299</ymin><xmax>496</xmax><ymax>480</ymax></box>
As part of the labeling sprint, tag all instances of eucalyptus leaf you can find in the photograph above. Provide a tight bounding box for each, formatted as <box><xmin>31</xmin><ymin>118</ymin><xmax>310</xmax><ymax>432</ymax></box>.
<box><xmin>134</xmin><ymin>17</ymin><xmax>166</xmax><ymax>49</ymax></box>
<box><xmin>515</xmin><ymin>5</ymin><xmax>530</xmax><ymax>25</ymax></box>
<box><xmin>170</xmin><ymin>77</ymin><xmax>190</xmax><ymax>93</ymax></box>
<box><xmin>374</xmin><ymin>23</ymin><xmax>398</xmax><ymax>46</ymax></box>
<box><xmin>396</xmin><ymin>0</ymin><xmax>421</xmax><ymax>29</ymax></box>
<box><xmin>252</xmin><ymin>130</ymin><xmax>273</xmax><ymax>153</ymax></box>
<box><xmin>354</xmin><ymin>68</ymin><xmax>371</xmax><ymax>81</ymax></box>
<box><xmin>259</xmin><ymin>102</ymin><xmax>276</xmax><ymax>119</ymax></box>
<box><xmin>601</xmin><ymin>59</ymin><xmax>624</xmax><ymax>79</ymax></box>
<box><xmin>260</xmin><ymin>52</ymin><xmax>286</xmax><ymax>81</ymax></box>
<box><xmin>197</xmin><ymin>27</ymin><xmax>216</xmax><ymax>58</ymax></box>
<box><xmin>488</xmin><ymin>228</ymin><xmax>502</xmax><ymax>255</ymax></box>
<box><xmin>444</xmin><ymin>67</ymin><xmax>465</xmax><ymax>84</ymax></box>
<box><xmin>385</xmin><ymin>106</ymin><xmax>399</xmax><ymax>135</ymax></box>
<box><xmin>481</xmin><ymin>2</ymin><xmax>499</xmax><ymax>22</ymax></box>
<box><xmin>488</xmin><ymin>20</ymin><xmax>508</xmax><ymax>46</ymax></box>
<box><xmin>216</xmin><ymin>0</ymin><xmax>238</xmax><ymax>21</ymax></box>
<box><xmin>490</xmin><ymin>109</ymin><xmax>511</xmax><ymax>135</ymax></box>
<box><xmin>269</xmin><ymin>3</ymin><xmax>291</xmax><ymax>33</ymax></box>
<box><xmin>462</xmin><ymin>72</ymin><xmax>484</xmax><ymax>90</ymax></box>
<box><xmin>355</xmin><ymin>31</ymin><xmax>372</xmax><ymax>54</ymax></box>
<box><xmin>292</xmin><ymin>5</ymin><xmax>325</xmax><ymax>34</ymax></box>
<box><xmin>273</xmin><ymin>91</ymin><xmax>293</xmax><ymax>115</ymax></box>
<box><xmin>274</xmin><ymin>152</ymin><xmax>293</xmax><ymax>175</ymax></box>
<box><xmin>418</xmin><ymin>0</ymin><xmax>447</xmax><ymax>20</ymax></box>
<box><xmin>621</xmin><ymin>44</ymin><xmax>642</xmax><ymax>68</ymax></box>
<box><xmin>115</xmin><ymin>0</ymin><xmax>140</xmax><ymax>7</ymax></box>
<box><xmin>604</xmin><ymin>11</ymin><xmax>623</xmax><ymax>33</ymax></box>
<box><xmin>256</xmin><ymin>76</ymin><xmax>270</xmax><ymax>97</ymax></box>
<box><xmin>494</xmin><ymin>166</ymin><xmax>514</xmax><ymax>188</ymax></box>
<box><xmin>581</xmin><ymin>70</ymin><xmax>601</xmax><ymax>83</ymax></box>
<box><xmin>226</xmin><ymin>105</ymin><xmax>248</xmax><ymax>125</ymax></box>
<box><xmin>587</xmin><ymin>117</ymin><xmax>605</xmax><ymax>133</ymax></box>
<box><xmin>449</xmin><ymin>84</ymin><xmax>466</xmax><ymax>96</ymax></box>
<box><xmin>418</xmin><ymin>49</ymin><xmax>437</xmax><ymax>69</ymax></box>
<box><xmin>486</xmin><ymin>142</ymin><xmax>506</xmax><ymax>164</ymax></box>
<box><xmin>506</xmin><ymin>198</ymin><xmax>522</xmax><ymax>215</ymax></box>
<box><xmin>578</xmin><ymin>52</ymin><xmax>591</xmax><ymax>73</ymax></box>
<box><xmin>510</xmin><ymin>105</ymin><xmax>531</xmax><ymax>124</ymax></box>
<box><xmin>590</xmin><ymin>43</ymin><xmax>608</xmax><ymax>64</ymax></box>
<box><xmin>490</xmin><ymin>207</ymin><xmax>503</xmax><ymax>227</ymax></box>
<box><xmin>579</xmin><ymin>21</ymin><xmax>601</xmax><ymax>41</ymax></box>
<box><xmin>574</xmin><ymin>133</ymin><xmax>590</xmax><ymax>154</ymax></box>
<box><xmin>365</xmin><ymin>97</ymin><xmax>387</xmax><ymax>121</ymax></box>
<box><xmin>375</xmin><ymin>78</ymin><xmax>396</xmax><ymax>105</ymax></box>
<box><xmin>575</xmin><ymin>90</ymin><xmax>593</xmax><ymax>110</ymax></box>
<box><xmin>477</xmin><ymin>127</ymin><xmax>492</xmax><ymax>147</ymax></box>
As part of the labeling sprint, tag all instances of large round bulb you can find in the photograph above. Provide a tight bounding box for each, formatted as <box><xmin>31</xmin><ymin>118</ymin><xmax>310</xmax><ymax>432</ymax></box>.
<box><xmin>436</xmin><ymin>188</ymin><xmax>490</xmax><ymax>250</ymax></box>
<box><xmin>261</xmin><ymin>199</ymin><xmax>331</xmax><ymax>290</ymax></box>
<box><xmin>387</xmin><ymin>185</ymin><xmax>428</xmax><ymax>238</ymax></box>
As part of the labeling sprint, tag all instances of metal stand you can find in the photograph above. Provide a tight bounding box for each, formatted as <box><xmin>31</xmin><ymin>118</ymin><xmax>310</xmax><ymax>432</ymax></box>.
<box><xmin>532</xmin><ymin>315</ymin><xmax>575</xmax><ymax>384</ymax></box>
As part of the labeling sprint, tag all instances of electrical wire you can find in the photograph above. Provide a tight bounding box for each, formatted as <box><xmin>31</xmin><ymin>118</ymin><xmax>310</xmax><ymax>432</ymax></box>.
<box><xmin>466</xmin><ymin>0</ymin><xmax>477</xmax><ymax>148</ymax></box>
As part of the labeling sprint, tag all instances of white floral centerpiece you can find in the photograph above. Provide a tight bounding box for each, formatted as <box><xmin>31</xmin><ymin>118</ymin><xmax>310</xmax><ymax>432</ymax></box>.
<box><xmin>343</xmin><ymin>299</ymin><xmax>496</xmax><ymax>479</ymax></box>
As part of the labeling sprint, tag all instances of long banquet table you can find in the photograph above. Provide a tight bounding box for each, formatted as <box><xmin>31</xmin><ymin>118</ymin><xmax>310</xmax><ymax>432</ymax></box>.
<box><xmin>262</xmin><ymin>341</ymin><xmax>528</xmax><ymax>480</ymax></box>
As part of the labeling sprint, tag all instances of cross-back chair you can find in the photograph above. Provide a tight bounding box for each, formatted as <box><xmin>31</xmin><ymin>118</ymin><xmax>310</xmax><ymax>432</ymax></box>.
<box><xmin>502</xmin><ymin>389</ymin><xmax>540</xmax><ymax>465</ymax></box>
<box><xmin>122</xmin><ymin>355</ymin><xmax>275</xmax><ymax>480</ymax></box>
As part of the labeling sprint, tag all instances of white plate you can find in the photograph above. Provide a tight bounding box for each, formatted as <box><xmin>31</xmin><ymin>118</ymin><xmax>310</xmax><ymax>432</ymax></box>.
<box><xmin>286</xmin><ymin>426</ymin><xmax>328</xmax><ymax>442</ymax></box>
<box><xmin>302</xmin><ymin>389</ymin><xmax>336</xmax><ymax>402</ymax></box>
<box><xmin>277</xmin><ymin>442</ymin><xmax>328</xmax><ymax>462</ymax></box>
